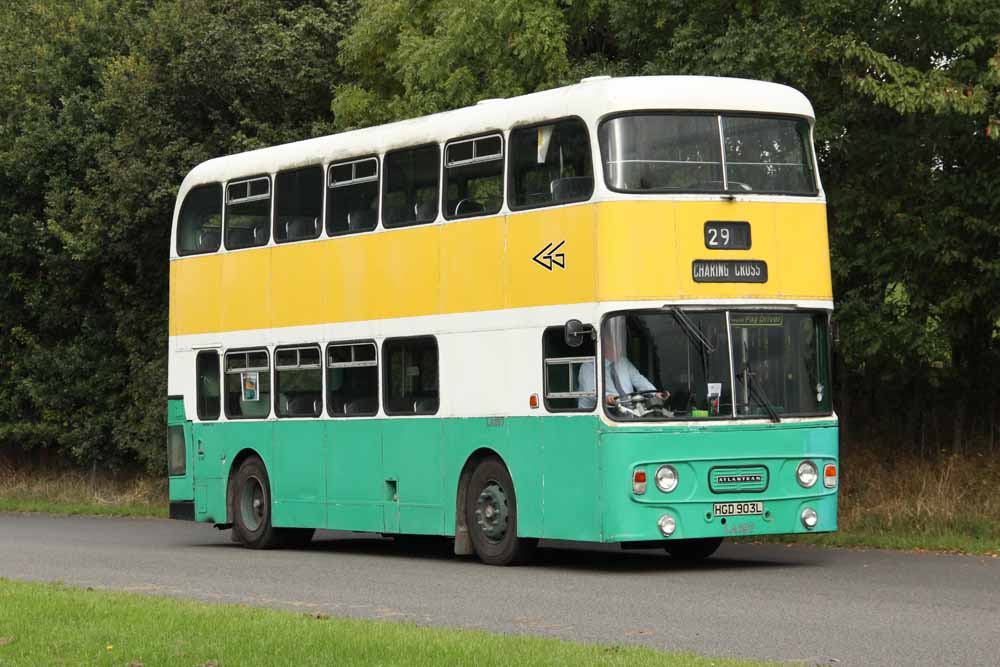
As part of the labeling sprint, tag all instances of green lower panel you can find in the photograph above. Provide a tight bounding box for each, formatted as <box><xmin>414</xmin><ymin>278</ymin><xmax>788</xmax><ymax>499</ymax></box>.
<box><xmin>168</xmin><ymin>399</ymin><xmax>838</xmax><ymax>545</ymax></box>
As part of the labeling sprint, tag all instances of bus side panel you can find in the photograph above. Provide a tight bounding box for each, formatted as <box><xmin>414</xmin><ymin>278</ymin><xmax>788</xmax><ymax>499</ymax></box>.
<box><xmin>382</xmin><ymin>418</ymin><xmax>444</xmax><ymax>534</ymax></box>
<box><xmin>271</xmin><ymin>420</ymin><xmax>326</xmax><ymax>528</ymax></box>
<box><xmin>220</xmin><ymin>249</ymin><xmax>271</xmax><ymax>334</ymax></box>
<box><xmin>326</xmin><ymin>418</ymin><xmax>385</xmax><ymax>532</ymax></box>
<box><xmin>540</xmin><ymin>415</ymin><xmax>603</xmax><ymax>541</ymax></box>
<box><xmin>197</xmin><ymin>421</ymin><xmax>274</xmax><ymax>525</ymax></box>
<box><xmin>505</xmin><ymin>204</ymin><xmax>597</xmax><ymax>310</ymax></box>
<box><xmin>440</xmin><ymin>216</ymin><xmax>505</xmax><ymax>314</ymax></box>
<box><xmin>440</xmin><ymin>417</ymin><xmax>544</xmax><ymax>540</ymax></box>
<box><xmin>271</xmin><ymin>242</ymin><xmax>330</xmax><ymax>329</ymax></box>
<box><xmin>170</xmin><ymin>256</ymin><xmax>221</xmax><ymax>336</ymax></box>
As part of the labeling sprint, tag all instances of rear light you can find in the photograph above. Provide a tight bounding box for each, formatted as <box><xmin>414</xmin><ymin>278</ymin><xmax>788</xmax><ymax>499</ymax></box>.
<box><xmin>633</xmin><ymin>469</ymin><xmax>647</xmax><ymax>495</ymax></box>
<box><xmin>824</xmin><ymin>464</ymin><xmax>837</xmax><ymax>488</ymax></box>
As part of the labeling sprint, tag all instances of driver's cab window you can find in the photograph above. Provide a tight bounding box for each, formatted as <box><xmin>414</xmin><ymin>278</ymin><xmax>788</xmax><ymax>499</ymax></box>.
<box><xmin>542</xmin><ymin>326</ymin><xmax>595</xmax><ymax>412</ymax></box>
<box><xmin>602</xmin><ymin>312</ymin><xmax>731</xmax><ymax>421</ymax></box>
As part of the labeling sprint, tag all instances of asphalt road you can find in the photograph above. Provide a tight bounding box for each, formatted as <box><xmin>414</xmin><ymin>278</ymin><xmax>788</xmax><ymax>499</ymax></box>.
<box><xmin>0</xmin><ymin>514</ymin><xmax>997</xmax><ymax>666</ymax></box>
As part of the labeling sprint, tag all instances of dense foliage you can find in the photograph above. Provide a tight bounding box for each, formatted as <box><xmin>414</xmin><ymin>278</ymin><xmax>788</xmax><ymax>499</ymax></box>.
<box><xmin>1</xmin><ymin>0</ymin><xmax>998</xmax><ymax>469</ymax></box>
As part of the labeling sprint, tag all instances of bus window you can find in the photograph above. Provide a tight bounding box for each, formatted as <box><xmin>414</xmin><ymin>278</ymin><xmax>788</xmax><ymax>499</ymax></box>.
<box><xmin>509</xmin><ymin>118</ymin><xmax>593</xmax><ymax>210</ymax></box>
<box><xmin>225</xmin><ymin>176</ymin><xmax>271</xmax><ymax>250</ymax></box>
<box><xmin>327</xmin><ymin>157</ymin><xmax>379</xmax><ymax>236</ymax></box>
<box><xmin>721</xmin><ymin>116</ymin><xmax>817</xmax><ymax>194</ymax></box>
<box><xmin>383</xmin><ymin>337</ymin><xmax>438</xmax><ymax>415</ymax></box>
<box><xmin>224</xmin><ymin>349</ymin><xmax>271</xmax><ymax>419</ymax></box>
<box><xmin>327</xmin><ymin>342</ymin><xmax>378</xmax><ymax>417</ymax></box>
<box><xmin>542</xmin><ymin>327</ymin><xmax>596</xmax><ymax>412</ymax></box>
<box><xmin>444</xmin><ymin>134</ymin><xmax>503</xmax><ymax>219</ymax></box>
<box><xmin>274</xmin><ymin>166</ymin><xmax>323</xmax><ymax>243</ymax></box>
<box><xmin>275</xmin><ymin>346</ymin><xmax>322</xmax><ymax>418</ymax></box>
<box><xmin>382</xmin><ymin>145</ymin><xmax>440</xmax><ymax>228</ymax></box>
<box><xmin>195</xmin><ymin>351</ymin><xmax>221</xmax><ymax>421</ymax></box>
<box><xmin>177</xmin><ymin>183</ymin><xmax>222</xmax><ymax>256</ymax></box>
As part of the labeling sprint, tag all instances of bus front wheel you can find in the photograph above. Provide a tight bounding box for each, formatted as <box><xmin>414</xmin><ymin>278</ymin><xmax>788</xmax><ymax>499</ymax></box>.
<box><xmin>465</xmin><ymin>457</ymin><xmax>537</xmax><ymax>566</ymax></box>
<box><xmin>232</xmin><ymin>456</ymin><xmax>313</xmax><ymax>549</ymax></box>
<box><xmin>665</xmin><ymin>537</ymin><xmax>723</xmax><ymax>562</ymax></box>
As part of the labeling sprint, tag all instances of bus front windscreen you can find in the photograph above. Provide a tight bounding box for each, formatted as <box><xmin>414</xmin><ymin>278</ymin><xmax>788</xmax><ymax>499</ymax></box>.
<box><xmin>601</xmin><ymin>310</ymin><xmax>830</xmax><ymax>421</ymax></box>
<box><xmin>599</xmin><ymin>114</ymin><xmax>817</xmax><ymax>195</ymax></box>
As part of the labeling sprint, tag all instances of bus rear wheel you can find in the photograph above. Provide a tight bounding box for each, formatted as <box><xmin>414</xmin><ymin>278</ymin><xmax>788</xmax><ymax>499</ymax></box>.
<box><xmin>465</xmin><ymin>457</ymin><xmax>536</xmax><ymax>566</ymax></box>
<box><xmin>665</xmin><ymin>537</ymin><xmax>723</xmax><ymax>562</ymax></box>
<box><xmin>233</xmin><ymin>456</ymin><xmax>313</xmax><ymax>549</ymax></box>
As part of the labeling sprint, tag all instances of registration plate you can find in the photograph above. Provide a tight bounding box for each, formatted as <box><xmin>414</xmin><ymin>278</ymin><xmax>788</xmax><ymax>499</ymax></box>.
<box><xmin>713</xmin><ymin>501</ymin><xmax>763</xmax><ymax>517</ymax></box>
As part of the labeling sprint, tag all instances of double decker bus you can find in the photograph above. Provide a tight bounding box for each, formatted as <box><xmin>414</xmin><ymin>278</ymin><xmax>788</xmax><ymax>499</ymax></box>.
<box><xmin>167</xmin><ymin>75</ymin><xmax>837</xmax><ymax>565</ymax></box>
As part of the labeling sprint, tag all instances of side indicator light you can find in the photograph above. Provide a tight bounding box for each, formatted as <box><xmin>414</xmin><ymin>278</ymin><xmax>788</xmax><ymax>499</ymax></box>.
<box><xmin>529</xmin><ymin>394</ymin><xmax>539</xmax><ymax>409</ymax></box>
<box><xmin>633</xmin><ymin>469</ymin><xmax>647</xmax><ymax>495</ymax></box>
<box><xmin>824</xmin><ymin>464</ymin><xmax>837</xmax><ymax>488</ymax></box>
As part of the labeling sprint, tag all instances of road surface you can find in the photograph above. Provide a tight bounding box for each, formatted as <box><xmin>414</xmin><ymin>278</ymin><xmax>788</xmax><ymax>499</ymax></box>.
<box><xmin>0</xmin><ymin>514</ymin><xmax>997</xmax><ymax>665</ymax></box>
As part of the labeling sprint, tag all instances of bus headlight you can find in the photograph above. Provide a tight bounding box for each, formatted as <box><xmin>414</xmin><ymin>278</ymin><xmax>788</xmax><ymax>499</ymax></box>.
<box><xmin>655</xmin><ymin>465</ymin><xmax>679</xmax><ymax>493</ymax></box>
<box><xmin>800</xmin><ymin>507</ymin><xmax>818</xmax><ymax>529</ymax></box>
<box><xmin>657</xmin><ymin>514</ymin><xmax>676</xmax><ymax>537</ymax></box>
<box><xmin>796</xmin><ymin>461</ymin><xmax>818</xmax><ymax>488</ymax></box>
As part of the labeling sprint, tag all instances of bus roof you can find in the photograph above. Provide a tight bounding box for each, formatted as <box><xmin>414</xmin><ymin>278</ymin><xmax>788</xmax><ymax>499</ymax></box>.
<box><xmin>178</xmin><ymin>75</ymin><xmax>815</xmax><ymax>194</ymax></box>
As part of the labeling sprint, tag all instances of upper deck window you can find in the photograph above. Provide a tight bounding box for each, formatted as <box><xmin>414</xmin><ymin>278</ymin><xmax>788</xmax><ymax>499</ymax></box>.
<box><xmin>444</xmin><ymin>134</ymin><xmax>503</xmax><ymax>219</ymax></box>
<box><xmin>177</xmin><ymin>183</ymin><xmax>222</xmax><ymax>256</ymax></box>
<box><xmin>509</xmin><ymin>118</ymin><xmax>593</xmax><ymax>210</ymax></box>
<box><xmin>225</xmin><ymin>176</ymin><xmax>271</xmax><ymax>250</ymax></box>
<box><xmin>328</xmin><ymin>157</ymin><xmax>379</xmax><ymax>236</ymax></box>
<box><xmin>382</xmin><ymin>145</ymin><xmax>440</xmax><ymax>228</ymax></box>
<box><xmin>599</xmin><ymin>114</ymin><xmax>817</xmax><ymax>196</ymax></box>
<box><xmin>274</xmin><ymin>166</ymin><xmax>323</xmax><ymax>243</ymax></box>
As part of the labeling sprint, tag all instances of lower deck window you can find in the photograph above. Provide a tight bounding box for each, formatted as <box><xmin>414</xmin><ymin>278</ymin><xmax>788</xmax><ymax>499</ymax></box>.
<box><xmin>542</xmin><ymin>326</ymin><xmax>596</xmax><ymax>412</ymax></box>
<box><xmin>383</xmin><ymin>337</ymin><xmax>438</xmax><ymax>414</ymax></box>
<box><xmin>196</xmin><ymin>351</ymin><xmax>221</xmax><ymax>420</ymax></box>
<box><xmin>328</xmin><ymin>342</ymin><xmax>379</xmax><ymax>417</ymax></box>
<box><xmin>275</xmin><ymin>346</ymin><xmax>322</xmax><ymax>418</ymax></box>
<box><xmin>224</xmin><ymin>349</ymin><xmax>271</xmax><ymax>419</ymax></box>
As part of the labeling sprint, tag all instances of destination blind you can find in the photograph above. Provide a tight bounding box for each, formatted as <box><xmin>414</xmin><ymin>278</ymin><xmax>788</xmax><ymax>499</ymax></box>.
<box><xmin>692</xmin><ymin>260</ymin><xmax>768</xmax><ymax>283</ymax></box>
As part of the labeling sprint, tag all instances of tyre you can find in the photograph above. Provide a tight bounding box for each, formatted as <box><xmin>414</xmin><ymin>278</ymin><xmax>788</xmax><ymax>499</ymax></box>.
<box><xmin>665</xmin><ymin>537</ymin><xmax>724</xmax><ymax>562</ymax></box>
<box><xmin>464</xmin><ymin>457</ymin><xmax>537</xmax><ymax>566</ymax></box>
<box><xmin>232</xmin><ymin>456</ymin><xmax>313</xmax><ymax>549</ymax></box>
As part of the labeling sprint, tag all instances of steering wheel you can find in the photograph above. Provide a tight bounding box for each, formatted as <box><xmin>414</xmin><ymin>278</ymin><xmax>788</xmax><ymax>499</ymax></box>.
<box><xmin>619</xmin><ymin>390</ymin><xmax>667</xmax><ymax>405</ymax></box>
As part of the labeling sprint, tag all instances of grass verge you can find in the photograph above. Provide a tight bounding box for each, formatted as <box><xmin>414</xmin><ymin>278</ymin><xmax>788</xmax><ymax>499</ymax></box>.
<box><xmin>0</xmin><ymin>464</ymin><xmax>165</xmax><ymax>518</ymax></box>
<box><xmin>750</xmin><ymin>449</ymin><xmax>1000</xmax><ymax>556</ymax></box>
<box><xmin>0</xmin><ymin>578</ymin><xmax>772</xmax><ymax>667</ymax></box>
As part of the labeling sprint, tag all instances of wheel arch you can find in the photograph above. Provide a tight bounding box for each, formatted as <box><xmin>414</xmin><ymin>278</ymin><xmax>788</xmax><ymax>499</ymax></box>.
<box><xmin>454</xmin><ymin>447</ymin><xmax>508</xmax><ymax>556</ymax></box>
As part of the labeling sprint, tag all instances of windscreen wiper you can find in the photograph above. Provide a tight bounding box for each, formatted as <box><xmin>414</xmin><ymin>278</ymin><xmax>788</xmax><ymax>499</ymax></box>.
<box><xmin>737</xmin><ymin>362</ymin><xmax>780</xmax><ymax>423</ymax></box>
<box><xmin>668</xmin><ymin>307</ymin><xmax>716</xmax><ymax>354</ymax></box>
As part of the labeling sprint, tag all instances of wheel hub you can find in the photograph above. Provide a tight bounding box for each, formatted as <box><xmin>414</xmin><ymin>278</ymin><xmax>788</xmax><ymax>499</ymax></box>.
<box><xmin>475</xmin><ymin>483</ymin><xmax>509</xmax><ymax>542</ymax></box>
<box><xmin>240</xmin><ymin>476</ymin><xmax>266</xmax><ymax>532</ymax></box>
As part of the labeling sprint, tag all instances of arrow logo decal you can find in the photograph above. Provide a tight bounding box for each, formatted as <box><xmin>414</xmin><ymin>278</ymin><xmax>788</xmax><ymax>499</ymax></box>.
<box><xmin>532</xmin><ymin>240</ymin><xmax>566</xmax><ymax>271</ymax></box>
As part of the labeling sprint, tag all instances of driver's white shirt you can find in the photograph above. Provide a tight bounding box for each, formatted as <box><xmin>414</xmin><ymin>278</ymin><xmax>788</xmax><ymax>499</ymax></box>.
<box><xmin>577</xmin><ymin>358</ymin><xmax>657</xmax><ymax>409</ymax></box>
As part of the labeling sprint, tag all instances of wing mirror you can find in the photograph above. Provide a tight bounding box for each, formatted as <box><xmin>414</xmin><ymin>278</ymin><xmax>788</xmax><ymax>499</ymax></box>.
<box><xmin>564</xmin><ymin>319</ymin><xmax>595</xmax><ymax>348</ymax></box>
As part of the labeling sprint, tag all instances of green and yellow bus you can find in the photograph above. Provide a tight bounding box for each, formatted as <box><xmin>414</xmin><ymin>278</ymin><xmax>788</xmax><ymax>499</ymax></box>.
<box><xmin>167</xmin><ymin>75</ymin><xmax>837</xmax><ymax>565</ymax></box>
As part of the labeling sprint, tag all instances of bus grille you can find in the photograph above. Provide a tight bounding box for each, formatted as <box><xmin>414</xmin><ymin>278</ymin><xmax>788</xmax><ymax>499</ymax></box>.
<box><xmin>709</xmin><ymin>466</ymin><xmax>769</xmax><ymax>493</ymax></box>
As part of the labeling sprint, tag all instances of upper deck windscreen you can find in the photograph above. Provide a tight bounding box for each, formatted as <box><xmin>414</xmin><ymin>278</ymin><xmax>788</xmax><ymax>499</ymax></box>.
<box><xmin>599</xmin><ymin>114</ymin><xmax>817</xmax><ymax>196</ymax></box>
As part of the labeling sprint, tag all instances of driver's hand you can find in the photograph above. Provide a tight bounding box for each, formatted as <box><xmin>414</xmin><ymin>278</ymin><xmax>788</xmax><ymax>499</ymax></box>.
<box><xmin>656</xmin><ymin>391</ymin><xmax>670</xmax><ymax>400</ymax></box>
<box><xmin>605</xmin><ymin>394</ymin><xmax>618</xmax><ymax>406</ymax></box>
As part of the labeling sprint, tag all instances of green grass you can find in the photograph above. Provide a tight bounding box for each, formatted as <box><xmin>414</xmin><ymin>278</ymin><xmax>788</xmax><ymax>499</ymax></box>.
<box><xmin>0</xmin><ymin>579</ymin><xmax>773</xmax><ymax>667</ymax></box>
<box><xmin>0</xmin><ymin>498</ymin><xmax>165</xmax><ymax>518</ymax></box>
<box><xmin>0</xmin><ymin>466</ymin><xmax>166</xmax><ymax>519</ymax></box>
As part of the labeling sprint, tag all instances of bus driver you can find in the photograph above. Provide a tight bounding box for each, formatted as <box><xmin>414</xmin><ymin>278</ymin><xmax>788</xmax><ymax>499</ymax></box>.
<box><xmin>577</xmin><ymin>319</ymin><xmax>670</xmax><ymax>410</ymax></box>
